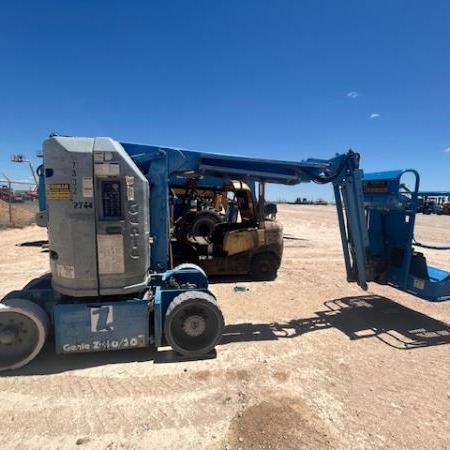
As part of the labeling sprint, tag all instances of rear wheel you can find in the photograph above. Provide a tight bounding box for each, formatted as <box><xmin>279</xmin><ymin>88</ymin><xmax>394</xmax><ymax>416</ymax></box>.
<box><xmin>164</xmin><ymin>291</ymin><xmax>224</xmax><ymax>356</ymax></box>
<box><xmin>0</xmin><ymin>298</ymin><xmax>49</xmax><ymax>371</ymax></box>
<box><xmin>250</xmin><ymin>252</ymin><xmax>279</xmax><ymax>281</ymax></box>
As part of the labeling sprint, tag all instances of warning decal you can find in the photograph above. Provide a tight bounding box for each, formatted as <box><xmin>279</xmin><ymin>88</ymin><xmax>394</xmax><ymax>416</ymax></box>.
<box><xmin>97</xmin><ymin>234</ymin><xmax>125</xmax><ymax>274</ymax></box>
<box><xmin>57</xmin><ymin>264</ymin><xmax>75</xmax><ymax>279</ymax></box>
<box><xmin>47</xmin><ymin>183</ymin><xmax>71</xmax><ymax>200</ymax></box>
<box><xmin>82</xmin><ymin>177</ymin><xmax>93</xmax><ymax>198</ymax></box>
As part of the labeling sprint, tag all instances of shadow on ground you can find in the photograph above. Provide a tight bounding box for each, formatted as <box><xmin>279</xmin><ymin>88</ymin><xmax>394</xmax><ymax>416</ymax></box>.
<box><xmin>208</xmin><ymin>274</ymin><xmax>256</xmax><ymax>284</ymax></box>
<box><xmin>3</xmin><ymin>295</ymin><xmax>449</xmax><ymax>376</ymax></box>
<box><xmin>0</xmin><ymin>342</ymin><xmax>215</xmax><ymax>377</ymax></box>
<box><xmin>17</xmin><ymin>240</ymin><xmax>48</xmax><ymax>247</ymax></box>
<box><xmin>222</xmin><ymin>295</ymin><xmax>450</xmax><ymax>350</ymax></box>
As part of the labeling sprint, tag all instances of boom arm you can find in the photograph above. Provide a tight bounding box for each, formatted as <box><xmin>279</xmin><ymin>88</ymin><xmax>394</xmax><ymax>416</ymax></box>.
<box><xmin>120</xmin><ymin>142</ymin><xmax>371</xmax><ymax>289</ymax></box>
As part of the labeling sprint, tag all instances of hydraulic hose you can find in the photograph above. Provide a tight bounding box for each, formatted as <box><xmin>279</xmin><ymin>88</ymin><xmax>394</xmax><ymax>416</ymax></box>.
<box><xmin>300</xmin><ymin>152</ymin><xmax>353</xmax><ymax>185</ymax></box>
<box><xmin>413</xmin><ymin>239</ymin><xmax>450</xmax><ymax>251</ymax></box>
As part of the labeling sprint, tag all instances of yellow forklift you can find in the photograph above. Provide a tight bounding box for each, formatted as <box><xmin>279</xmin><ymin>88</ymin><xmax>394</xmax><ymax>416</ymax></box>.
<box><xmin>170</xmin><ymin>178</ymin><xmax>282</xmax><ymax>280</ymax></box>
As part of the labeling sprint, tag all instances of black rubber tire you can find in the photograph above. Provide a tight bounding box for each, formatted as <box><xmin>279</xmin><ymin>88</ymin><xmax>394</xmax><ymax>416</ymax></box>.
<box><xmin>250</xmin><ymin>252</ymin><xmax>279</xmax><ymax>281</ymax></box>
<box><xmin>190</xmin><ymin>209</ymin><xmax>223</xmax><ymax>237</ymax></box>
<box><xmin>164</xmin><ymin>291</ymin><xmax>224</xmax><ymax>356</ymax></box>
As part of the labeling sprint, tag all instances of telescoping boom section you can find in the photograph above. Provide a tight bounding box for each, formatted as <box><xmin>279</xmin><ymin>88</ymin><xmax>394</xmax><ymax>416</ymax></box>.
<box><xmin>1</xmin><ymin>136</ymin><xmax>449</xmax><ymax>373</ymax></box>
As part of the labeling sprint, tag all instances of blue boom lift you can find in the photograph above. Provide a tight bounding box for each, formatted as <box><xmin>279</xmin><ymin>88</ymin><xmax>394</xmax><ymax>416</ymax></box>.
<box><xmin>0</xmin><ymin>135</ymin><xmax>449</xmax><ymax>371</ymax></box>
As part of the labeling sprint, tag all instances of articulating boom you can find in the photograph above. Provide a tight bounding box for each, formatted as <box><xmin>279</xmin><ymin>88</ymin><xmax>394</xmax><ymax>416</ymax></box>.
<box><xmin>120</xmin><ymin>141</ymin><xmax>370</xmax><ymax>284</ymax></box>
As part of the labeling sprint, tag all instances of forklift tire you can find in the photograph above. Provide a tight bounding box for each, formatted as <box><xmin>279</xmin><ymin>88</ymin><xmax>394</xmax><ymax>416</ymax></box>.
<box><xmin>164</xmin><ymin>291</ymin><xmax>224</xmax><ymax>356</ymax></box>
<box><xmin>190</xmin><ymin>209</ymin><xmax>223</xmax><ymax>237</ymax></box>
<box><xmin>0</xmin><ymin>298</ymin><xmax>49</xmax><ymax>371</ymax></box>
<box><xmin>250</xmin><ymin>252</ymin><xmax>279</xmax><ymax>281</ymax></box>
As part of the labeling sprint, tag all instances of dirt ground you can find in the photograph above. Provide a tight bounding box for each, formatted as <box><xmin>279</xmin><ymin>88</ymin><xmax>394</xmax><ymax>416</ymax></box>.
<box><xmin>0</xmin><ymin>204</ymin><xmax>449</xmax><ymax>449</ymax></box>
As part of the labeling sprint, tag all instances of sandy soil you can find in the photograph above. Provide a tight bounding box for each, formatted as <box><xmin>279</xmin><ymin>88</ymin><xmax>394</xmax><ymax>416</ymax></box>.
<box><xmin>0</xmin><ymin>205</ymin><xmax>449</xmax><ymax>449</ymax></box>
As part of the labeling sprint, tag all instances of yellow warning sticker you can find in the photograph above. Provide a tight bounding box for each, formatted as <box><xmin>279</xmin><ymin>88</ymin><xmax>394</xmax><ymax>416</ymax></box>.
<box><xmin>47</xmin><ymin>183</ymin><xmax>71</xmax><ymax>200</ymax></box>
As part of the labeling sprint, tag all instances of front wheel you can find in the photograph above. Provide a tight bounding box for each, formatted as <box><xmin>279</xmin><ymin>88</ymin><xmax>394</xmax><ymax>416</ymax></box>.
<box><xmin>164</xmin><ymin>291</ymin><xmax>224</xmax><ymax>356</ymax></box>
<box><xmin>250</xmin><ymin>252</ymin><xmax>279</xmax><ymax>281</ymax></box>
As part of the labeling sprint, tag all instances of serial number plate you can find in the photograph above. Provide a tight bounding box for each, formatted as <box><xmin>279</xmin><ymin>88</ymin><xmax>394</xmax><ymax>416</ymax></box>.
<box><xmin>62</xmin><ymin>334</ymin><xmax>147</xmax><ymax>353</ymax></box>
<box><xmin>413</xmin><ymin>278</ymin><xmax>425</xmax><ymax>290</ymax></box>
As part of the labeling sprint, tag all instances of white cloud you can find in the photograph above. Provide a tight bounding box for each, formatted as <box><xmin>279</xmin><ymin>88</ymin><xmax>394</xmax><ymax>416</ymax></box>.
<box><xmin>369</xmin><ymin>113</ymin><xmax>381</xmax><ymax>119</ymax></box>
<box><xmin>346</xmin><ymin>91</ymin><xmax>359</xmax><ymax>98</ymax></box>
<box><xmin>444</xmin><ymin>148</ymin><xmax>450</xmax><ymax>153</ymax></box>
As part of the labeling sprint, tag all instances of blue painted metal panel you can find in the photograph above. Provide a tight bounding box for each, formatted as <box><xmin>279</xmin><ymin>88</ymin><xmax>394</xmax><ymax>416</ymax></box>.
<box><xmin>428</xmin><ymin>266</ymin><xmax>450</xmax><ymax>282</ymax></box>
<box><xmin>154</xmin><ymin>288</ymin><xmax>177</xmax><ymax>348</ymax></box>
<box><xmin>362</xmin><ymin>169</ymin><xmax>450</xmax><ymax>301</ymax></box>
<box><xmin>53</xmin><ymin>300</ymin><xmax>149</xmax><ymax>354</ymax></box>
<box><xmin>334</xmin><ymin>168</ymin><xmax>370</xmax><ymax>289</ymax></box>
<box><xmin>405</xmin><ymin>275</ymin><xmax>450</xmax><ymax>302</ymax></box>
<box><xmin>363</xmin><ymin>170</ymin><xmax>419</xmax><ymax>290</ymax></box>
<box><xmin>363</xmin><ymin>170</ymin><xmax>403</xmax><ymax>181</ymax></box>
<box><xmin>154</xmin><ymin>288</ymin><xmax>163</xmax><ymax>348</ymax></box>
<box><xmin>148</xmin><ymin>151</ymin><xmax>170</xmax><ymax>271</ymax></box>
<box><xmin>37</xmin><ymin>164</ymin><xmax>46</xmax><ymax>212</ymax></box>
<box><xmin>120</xmin><ymin>141</ymin><xmax>336</xmax><ymax>185</ymax></box>
<box><xmin>162</xmin><ymin>265</ymin><xmax>208</xmax><ymax>287</ymax></box>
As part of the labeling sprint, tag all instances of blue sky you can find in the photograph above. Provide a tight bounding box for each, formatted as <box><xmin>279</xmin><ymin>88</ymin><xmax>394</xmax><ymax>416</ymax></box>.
<box><xmin>1</xmin><ymin>0</ymin><xmax>449</xmax><ymax>200</ymax></box>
